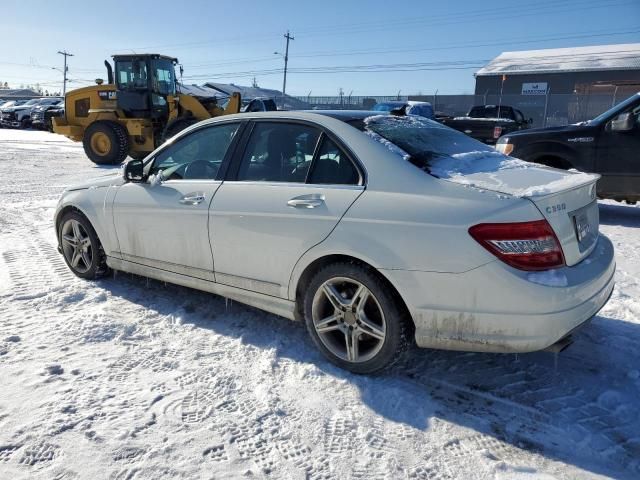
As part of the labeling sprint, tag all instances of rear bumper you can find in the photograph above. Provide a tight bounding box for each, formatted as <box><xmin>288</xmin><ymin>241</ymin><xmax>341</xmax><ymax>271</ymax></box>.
<box><xmin>382</xmin><ymin>234</ymin><xmax>615</xmax><ymax>353</ymax></box>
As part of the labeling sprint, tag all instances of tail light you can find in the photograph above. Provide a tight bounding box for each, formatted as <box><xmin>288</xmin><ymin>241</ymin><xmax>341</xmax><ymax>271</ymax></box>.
<box><xmin>493</xmin><ymin>126</ymin><xmax>503</xmax><ymax>139</ymax></box>
<box><xmin>469</xmin><ymin>220</ymin><xmax>565</xmax><ymax>271</ymax></box>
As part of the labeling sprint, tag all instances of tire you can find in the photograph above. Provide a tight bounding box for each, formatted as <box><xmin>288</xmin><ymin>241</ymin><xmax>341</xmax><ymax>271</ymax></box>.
<box><xmin>58</xmin><ymin>211</ymin><xmax>110</xmax><ymax>280</ymax></box>
<box><xmin>20</xmin><ymin>117</ymin><xmax>30</xmax><ymax>129</ymax></box>
<box><xmin>303</xmin><ymin>262</ymin><xmax>412</xmax><ymax>374</ymax></box>
<box><xmin>83</xmin><ymin>121</ymin><xmax>129</xmax><ymax>165</ymax></box>
<box><xmin>162</xmin><ymin>117</ymin><xmax>197</xmax><ymax>143</ymax></box>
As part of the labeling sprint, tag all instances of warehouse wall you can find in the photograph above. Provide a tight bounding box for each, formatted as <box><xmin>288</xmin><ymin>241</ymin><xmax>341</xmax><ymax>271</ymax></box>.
<box><xmin>474</xmin><ymin>70</ymin><xmax>640</xmax><ymax>95</ymax></box>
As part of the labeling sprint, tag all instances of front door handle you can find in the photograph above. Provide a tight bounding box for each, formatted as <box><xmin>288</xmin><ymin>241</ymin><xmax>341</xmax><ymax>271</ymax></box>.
<box><xmin>287</xmin><ymin>194</ymin><xmax>325</xmax><ymax>209</ymax></box>
<box><xmin>180</xmin><ymin>193</ymin><xmax>206</xmax><ymax>205</ymax></box>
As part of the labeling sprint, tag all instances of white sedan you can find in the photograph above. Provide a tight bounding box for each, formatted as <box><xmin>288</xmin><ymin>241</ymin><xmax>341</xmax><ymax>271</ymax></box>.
<box><xmin>55</xmin><ymin>111</ymin><xmax>615</xmax><ymax>373</ymax></box>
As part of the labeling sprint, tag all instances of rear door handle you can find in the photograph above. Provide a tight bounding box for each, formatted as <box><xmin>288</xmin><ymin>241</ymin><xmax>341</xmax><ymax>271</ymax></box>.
<box><xmin>287</xmin><ymin>194</ymin><xmax>325</xmax><ymax>209</ymax></box>
<box><xmin>180</xmin><ymin>193</ymin><xmax>206</xmax><ymax>205</ymax></box>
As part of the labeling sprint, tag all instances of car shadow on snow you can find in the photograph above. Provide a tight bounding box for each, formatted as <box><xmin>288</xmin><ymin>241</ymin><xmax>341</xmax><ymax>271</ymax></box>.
<box><xmin>599</xmin><ymin>202</ymin><xmax>640</xmax><ymax>228</ymax></box>
<box><xmin>101</xmin><ymin>273</ymin><xmax>640</xmax><ymax>479</ymax></box>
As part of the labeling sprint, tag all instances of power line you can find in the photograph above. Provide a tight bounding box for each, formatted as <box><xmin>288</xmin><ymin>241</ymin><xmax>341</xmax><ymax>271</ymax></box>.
<box><xmin>119</xmin><ymin>0</ymin><xmax>635</xmax><ymax>52</ymax></box>
<box><xmin>291</xmin><ymin>29</ymin><xmax>640</xmax><ymax>59</ymax></box>
<box><xmin>182</xmin><ymin>51</ymin><xmax>640</xmax><ymax>80</ymax></box>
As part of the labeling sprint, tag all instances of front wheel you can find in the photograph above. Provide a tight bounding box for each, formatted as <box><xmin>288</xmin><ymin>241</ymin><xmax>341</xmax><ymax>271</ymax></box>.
<box><xmin>83</xmin><ymin>121</ymin><xmax>129</xmax><ymax>165</ymax></box>
<box><xmin>58</xmin><ymin>212</ymin><xmax>110</xmax><ymax>280</ymax></box>
<box><xmin>304</xmin><ymin>262</ymin><xmax>412</xmax><ymax>374</ymax></box>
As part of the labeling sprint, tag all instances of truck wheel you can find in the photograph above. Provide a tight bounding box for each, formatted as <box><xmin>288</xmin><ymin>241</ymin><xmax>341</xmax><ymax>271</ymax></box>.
<box><xmin>83</xmin><ymin>121</ymin><xmax>129</xmax><ymax>165</ymax></box>
<box><xmin>162</xmin><ymin>117</ymin><xmax>197</xmax><ymax>143</ymax></box>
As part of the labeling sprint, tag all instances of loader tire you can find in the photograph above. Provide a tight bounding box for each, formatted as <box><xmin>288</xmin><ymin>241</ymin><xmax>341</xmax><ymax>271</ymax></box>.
<box><xmin>162</xmin><ymin>117</ymin><xmax>198</xmax><ymax>143</ymax></box>
<box><xmin>83</xmin><ymin>121</ymin><xmax>129</xmax><ymax>165</ymax></box>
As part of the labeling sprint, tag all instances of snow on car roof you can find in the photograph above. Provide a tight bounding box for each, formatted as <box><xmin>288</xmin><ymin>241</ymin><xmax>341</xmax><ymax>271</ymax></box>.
<box><xmin>476</xmin><ymin>43</ymin><xmax>640</xmax><ymax>76</ymax></box>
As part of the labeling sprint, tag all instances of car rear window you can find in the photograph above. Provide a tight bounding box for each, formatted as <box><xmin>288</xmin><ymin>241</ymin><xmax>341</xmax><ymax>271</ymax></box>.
<box><xmin>362</xmin><ymin>114</ymin><xmax>518</xmax><ymax>177</ymax></box>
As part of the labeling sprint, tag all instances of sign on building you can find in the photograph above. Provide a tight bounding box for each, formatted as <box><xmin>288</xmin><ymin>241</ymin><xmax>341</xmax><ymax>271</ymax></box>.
<box><xmin>521</xmin><ymin>82</ymin><xmax>548</xmax><ymax>95</ymax></box>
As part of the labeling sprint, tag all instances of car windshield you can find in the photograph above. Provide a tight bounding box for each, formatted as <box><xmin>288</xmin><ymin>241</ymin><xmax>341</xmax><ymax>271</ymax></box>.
<box><xmin>24</xmin><ymin>99</ymin><xmax>40</xmax><ymax>106</ymax></box>
<box><xmin>589</xmin><ymin>93</ymin><xmax>640</xmax><ymax>125</ymax></box>
<box><xmin>363</xmin><ymin>114</ymin><xmax>506</xmax><ymax>176</ymax></box>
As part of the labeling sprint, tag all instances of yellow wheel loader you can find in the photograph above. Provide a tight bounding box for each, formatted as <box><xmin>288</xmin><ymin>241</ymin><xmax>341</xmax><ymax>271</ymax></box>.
<box><xmin>53</xmin><ymin>54</ymin><xmax>241</xmax><ymax>164</ymax></box>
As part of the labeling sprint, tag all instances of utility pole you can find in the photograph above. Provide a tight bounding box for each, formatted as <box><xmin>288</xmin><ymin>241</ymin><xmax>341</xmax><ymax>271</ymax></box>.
<box><xmin>281</xmin><ymin>31</ymin><xmax>294</xmax><ymax>108</ymax></box>
<box><xmin>57</xmin><ymin>50</ymin><xmax>74</xmax><ymax>97</ymax></box>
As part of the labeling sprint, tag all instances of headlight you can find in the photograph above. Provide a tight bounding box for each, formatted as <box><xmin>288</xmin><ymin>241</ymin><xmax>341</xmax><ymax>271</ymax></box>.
<box><xmin>495</xmin><ymin>142</ymin><xmax>514</xmax><ymax>156</ymax></box>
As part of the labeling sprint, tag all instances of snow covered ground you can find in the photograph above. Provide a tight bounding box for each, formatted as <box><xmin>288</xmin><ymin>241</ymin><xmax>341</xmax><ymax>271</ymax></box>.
<box><xmin>0</xmin><ymin>129</ymin><xmax>639</xmax><ymax>480</ymax></box>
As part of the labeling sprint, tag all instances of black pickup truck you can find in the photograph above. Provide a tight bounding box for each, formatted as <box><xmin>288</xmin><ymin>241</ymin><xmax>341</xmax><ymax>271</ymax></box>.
<box><xmin>441</xmin><ymin>105</ymin><xmax>531</xmax><ymax>144</ymax></box>
<box><xmin>496</xmin><ymin>93</ymin><xmax>640</xmax><ymax>203</ymax></box>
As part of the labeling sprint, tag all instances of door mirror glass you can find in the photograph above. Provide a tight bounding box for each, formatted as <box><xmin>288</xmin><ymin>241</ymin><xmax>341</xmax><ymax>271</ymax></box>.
<box><xmin>611</xmin><ymin>112</ymin><xmax>634</xmax><ymax>132</ymax></box>
<box><xmin>123</xmin><ymin>158</ymin><xmax>145</xmax><ymax>182</ymax></box>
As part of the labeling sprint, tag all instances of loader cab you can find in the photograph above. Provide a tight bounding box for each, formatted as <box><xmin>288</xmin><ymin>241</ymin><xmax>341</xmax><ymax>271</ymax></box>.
<box><xmin>112</xmin><ymin>54</ymin><xmax>177</xmax><ymax>119</ymax></box>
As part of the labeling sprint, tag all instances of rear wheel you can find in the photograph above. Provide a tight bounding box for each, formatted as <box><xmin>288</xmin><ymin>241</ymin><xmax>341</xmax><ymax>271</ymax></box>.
<box><xmin>304</xmin><ymin>262</ymin><xmax>412</xmax><ymax>374</ymax></box>
<box><xmin>83</xmin><ymin>121</ymin><xmax>129</xmax><ymax>165</ymax></box>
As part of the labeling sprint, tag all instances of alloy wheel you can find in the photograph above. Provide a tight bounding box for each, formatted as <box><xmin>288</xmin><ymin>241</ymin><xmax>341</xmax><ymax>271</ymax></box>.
<box><xmin>311</xmin><ymin>277</ymin><xmax>386</xmax><ymax>363</ymax></box>
<box><xmin>60</xmin><ymin>219</ymin><xmax>93</xmax><ymax>274</ymax></box>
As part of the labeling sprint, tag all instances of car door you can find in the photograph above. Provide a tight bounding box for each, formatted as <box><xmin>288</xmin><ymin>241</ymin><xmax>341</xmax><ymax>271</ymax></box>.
<box><xmin>597</xmin><ymin>103</ymin><xmax>640</xmax><ymax>197</ymax></box>
<box><xmin>210</xmin><ymin>120</ymin><xmax>365</xmax><ymax>298</ymax></box>
<box><xmin>112</xmin><ymin>122</ymin><xmax>242</xmax><ymax>281</ymax></box>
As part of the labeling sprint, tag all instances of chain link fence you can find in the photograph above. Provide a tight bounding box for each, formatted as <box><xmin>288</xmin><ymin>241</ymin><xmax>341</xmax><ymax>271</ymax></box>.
<box><xmin>291</xmin><ymin>92</ymin><xmax>631</xmax><ymax>128</ymax></box>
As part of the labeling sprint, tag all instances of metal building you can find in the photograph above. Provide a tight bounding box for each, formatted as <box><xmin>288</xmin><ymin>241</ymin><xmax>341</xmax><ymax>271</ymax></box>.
<box><xmin>473</xmin><ymin>43</ymin><xmax>640</xmax><ymax>125</ymax></box>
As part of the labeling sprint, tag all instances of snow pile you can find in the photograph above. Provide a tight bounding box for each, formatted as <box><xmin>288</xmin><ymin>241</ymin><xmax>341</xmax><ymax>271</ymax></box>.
<box><xmin>427</xmin><ymin>150</ymin><xmax>530</xmax><ymax>178</ymax></box>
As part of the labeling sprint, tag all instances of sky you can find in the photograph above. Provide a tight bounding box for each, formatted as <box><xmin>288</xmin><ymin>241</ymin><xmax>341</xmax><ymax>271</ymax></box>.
<box><xmin>1</xmin><ymin>0</ymin><xmax>639</xmax><ymax>97</ymax></box>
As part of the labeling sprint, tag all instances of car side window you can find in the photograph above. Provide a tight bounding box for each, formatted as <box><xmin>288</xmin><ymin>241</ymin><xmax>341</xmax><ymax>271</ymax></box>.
<box><xmin>308</xmin><ymin>137</ymin><xmax>359</xmax><ymax>185</ymax></box>
<box><xmin>149</xmin><ymin>123</ymin><xmax>239</xmax><ymax>180</ymax></box>
<box><xmin>237</xmin><ymin>122</ymin><xmax>320</xmax><ymax>182</ymax></box>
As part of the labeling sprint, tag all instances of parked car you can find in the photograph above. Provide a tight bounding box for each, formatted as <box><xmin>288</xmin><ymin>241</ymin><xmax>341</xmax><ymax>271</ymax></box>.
<box><xmin>372</xmin><ymin>100</ymin><xmax>434</xmax><ymax>119</ymax></box>
<box><xmin>54</xmin><ymin>111</ymin><xmax>614</xmax><ymax>373</ymax></box>
<box><xmin>442</xmin><ymin>105</ymin><xmax>531</xmax><ymax>144</ymax></box>
<box><xmin>0</xmin><ymin>98</ymin><xmax>55</xmax><ymax>128</ymax></box>
<box><xmin>44</xmin><ymin>103</ymin><xmax>65</xmax><ymax>132</ymax></box>
<box><xmin>0</xmin><ymin>99</ymin><xmax>28</xmax><ymax>126</ymax></box>
<box><xmin>30</xmin><ymin>99</ymin><xmax>63</xmax><ymax>130</ymax></box>
<box><xmin>497</xmin><ymin>92</ymin><xmax>640</xmax><ymax>204</ymax></box>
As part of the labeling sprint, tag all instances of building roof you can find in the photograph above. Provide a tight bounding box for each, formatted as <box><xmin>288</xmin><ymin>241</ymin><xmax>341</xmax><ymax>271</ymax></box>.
<box><xmin>476</xmin><ymin>43</ymin><xmax>640</xmax><ymax>76</ymax></box>
<box><xmin>0</xmin><ymin>89</ymin><xmax>41</xmax><ymax>98</ymax></box>
<box><xmin>204</xmin><ymin>82</ymin><xmax>309</xmax><ymax>109</ymax></box>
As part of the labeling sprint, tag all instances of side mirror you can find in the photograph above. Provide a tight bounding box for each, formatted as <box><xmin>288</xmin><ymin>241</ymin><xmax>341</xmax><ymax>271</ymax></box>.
<box><xmin>610</xmin><ymin>112</ymin><xmax>634</xmax><ymax>132</ymax></box>
<box><xmin>123</xmin><ymin>158</ymin><xmax>145</xmax><ymax>182</ymax></box>
<box><xmin>528</xmin><ymin>118</ymin><xmax>534</xmax><ymax>125</ymax></box>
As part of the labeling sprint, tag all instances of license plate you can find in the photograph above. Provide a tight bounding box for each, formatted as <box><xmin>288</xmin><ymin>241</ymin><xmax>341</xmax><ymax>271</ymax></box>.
<box><xmin>573</xmin><ymin>212</ymin><xmax>591</xmax><ymax>243</ymax></box>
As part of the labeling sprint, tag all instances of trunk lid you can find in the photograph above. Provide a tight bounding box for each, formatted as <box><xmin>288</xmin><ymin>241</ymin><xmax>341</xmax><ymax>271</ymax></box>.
<box><xmin>430</xmin><ymin>152</ymin><xmax>600</xmax><ymax>266</ymax></box>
